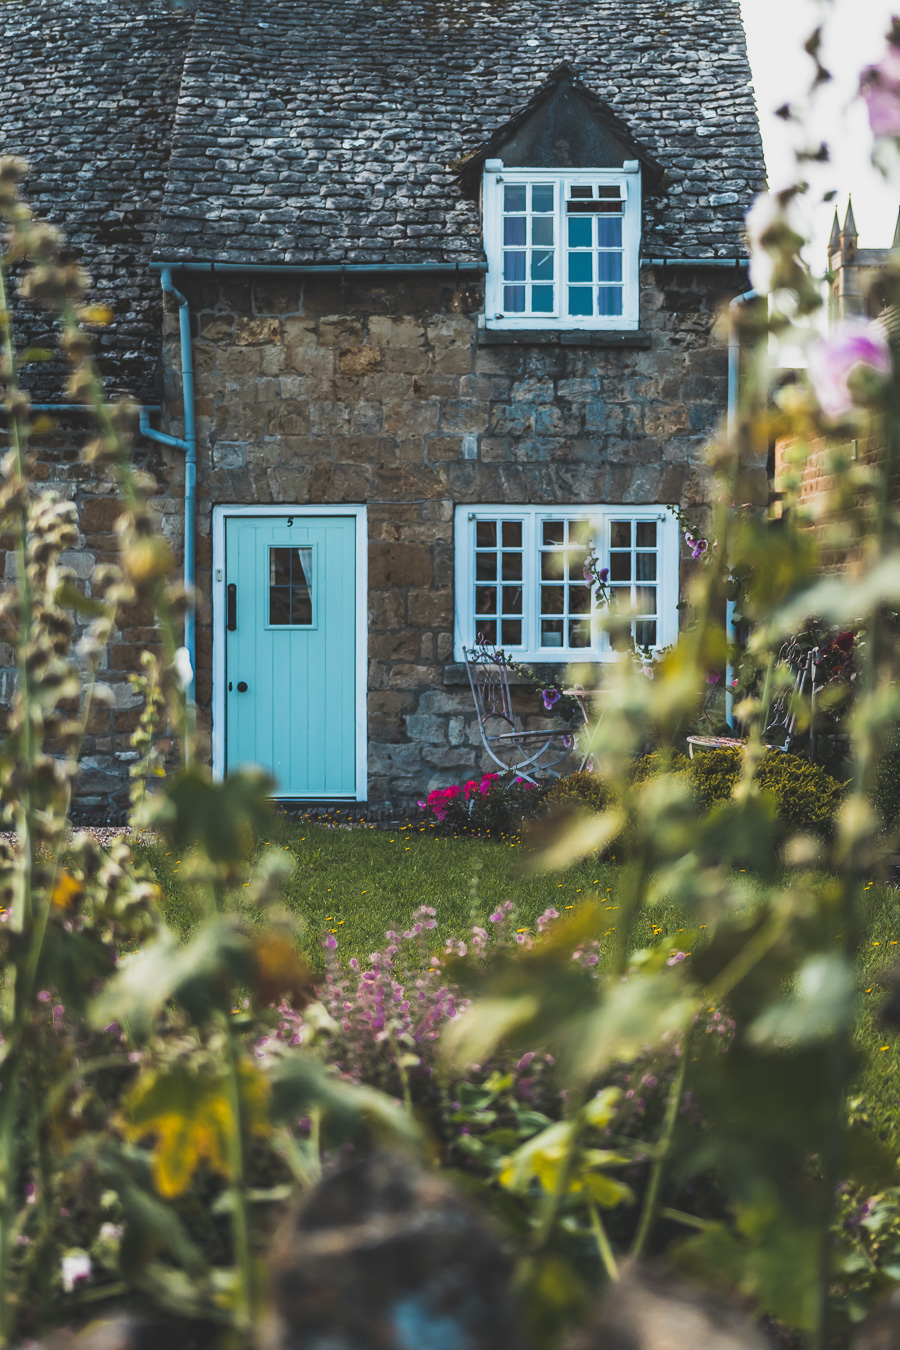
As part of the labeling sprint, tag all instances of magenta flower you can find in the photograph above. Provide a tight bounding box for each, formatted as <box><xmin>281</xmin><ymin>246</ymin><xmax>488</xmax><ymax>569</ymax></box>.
<box><xmin>583</xmin><ymin>561</ymin><xmax>593</xmax><ymax>584</ymax></box>
<box><xmin>861</xmin><ymin>36</ymin><xmax>900</xmax><ymax>137</ymax></box>
<box><xmin>809</xmin><ymin>319</ymin><xmax>891</xmax><ymax>418</ymax></box>
<box><xmin>541</xmin><ymin>687</ymin><xmax>561</xmax><ymax>711</ymax></box>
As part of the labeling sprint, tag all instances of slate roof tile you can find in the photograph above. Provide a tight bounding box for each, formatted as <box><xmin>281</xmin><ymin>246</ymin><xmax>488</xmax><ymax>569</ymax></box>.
<box><xmin>155</xmin><ymin>0</ymin><xmax>764</xmax><ymax>266</ymax></box>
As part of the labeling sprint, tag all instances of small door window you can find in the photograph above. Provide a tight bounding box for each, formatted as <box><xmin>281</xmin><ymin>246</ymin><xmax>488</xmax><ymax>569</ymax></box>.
<box><xmin>268</xmin><ymin>545</ymin><xmax>314</xmax><ymax>627</ymax></box>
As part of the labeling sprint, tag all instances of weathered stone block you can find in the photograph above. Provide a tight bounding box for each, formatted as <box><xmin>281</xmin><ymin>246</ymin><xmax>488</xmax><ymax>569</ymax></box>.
<box><xmin>369</xmin><ymin>542</ymin><xmax>432</xmax><ymax>587</ymax></box>
<box><xmin>235</xmin><ymin>316</ymin><xmax>281</xmax><ymax>345</ymax></box>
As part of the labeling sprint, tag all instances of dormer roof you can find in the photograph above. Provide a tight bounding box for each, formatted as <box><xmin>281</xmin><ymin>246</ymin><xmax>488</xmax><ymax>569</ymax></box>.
<box><xmin>457</xmin><ymin>65</ymin><xmax>667</xmax><ymax>195</ymax></box>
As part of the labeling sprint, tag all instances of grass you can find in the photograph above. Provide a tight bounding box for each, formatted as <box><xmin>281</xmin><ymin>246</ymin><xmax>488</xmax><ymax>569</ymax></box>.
<box><xmin>137</xmin><ymin>814</ymin><xmax>900</xmax><ymax>1145</ymax></box>
<box><xmin>137</xmin><ymin>814</ymin><xmax>687</xmax><ymax>967</ymax></box>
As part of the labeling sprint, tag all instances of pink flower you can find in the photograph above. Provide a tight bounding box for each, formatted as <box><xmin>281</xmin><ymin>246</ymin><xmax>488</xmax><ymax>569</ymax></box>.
<box><xmin>809</xmin><ymin>319</ymin><xmax>891</xmax><ymax>418</ymax></box>
<box><xmin>861</xmin><ymin>36</ymin><xmax>900</xmax><ymax>137</ymax></box>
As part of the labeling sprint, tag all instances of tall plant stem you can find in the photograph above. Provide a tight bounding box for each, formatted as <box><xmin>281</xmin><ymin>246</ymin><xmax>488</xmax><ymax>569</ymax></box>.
<box><xmin>223</xmin><ymin>1020</ymin><xmax>253</xmax><ymax>1339</ymax></box>
<box><xmin>588</xmin><ymin>1200</ymin><xmax>619</xmax><ymax>1283</ymax></box>
<box><xmin>630</xmin><ymin>1029</ymin><xmax>691</xmax><ymax>1260</ymax></box>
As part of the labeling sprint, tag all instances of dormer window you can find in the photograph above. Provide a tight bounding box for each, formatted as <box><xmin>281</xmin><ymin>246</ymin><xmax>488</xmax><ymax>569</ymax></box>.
<box><xmin>482</xmin><ymin>163</ymin><xmax>641</xmax><ymax>331</ymax></box>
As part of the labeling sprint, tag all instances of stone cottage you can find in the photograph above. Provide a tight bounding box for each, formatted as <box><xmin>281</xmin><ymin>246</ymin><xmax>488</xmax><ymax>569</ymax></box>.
<box><xmin>3</xmin><ymin>0</ymin><xmax>765</xmax><ymax>815</ymax></box>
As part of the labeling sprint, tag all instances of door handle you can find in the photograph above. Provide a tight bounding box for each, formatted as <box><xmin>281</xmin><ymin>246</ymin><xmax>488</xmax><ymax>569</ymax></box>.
<box><xmin>237</xmin><ymin>681</ymin><xmax>248</xmax><ymax>693</ymax></box>
<box><xmin>227</xmin><ymin>583</ymin><xmax>237</xmax><ymax>631</ymax></box>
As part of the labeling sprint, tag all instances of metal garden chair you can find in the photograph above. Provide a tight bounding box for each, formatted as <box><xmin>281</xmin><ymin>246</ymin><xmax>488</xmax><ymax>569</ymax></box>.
<box><xmin>463</xmin><ymin>644</ymin><xmax>576</xmax><ymax>785</ymax></box>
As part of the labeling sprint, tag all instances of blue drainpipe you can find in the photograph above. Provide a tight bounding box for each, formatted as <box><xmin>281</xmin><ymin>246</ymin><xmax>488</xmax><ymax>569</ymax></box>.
<box><xmin>139</xmin><ymin>267</ymin><xmax>196</xmax><ymax>701</ymax></box>
<box><xmin>724</xmin><ymin>287</ymin><xmax>758</xmax><ymax>727</ymax></box>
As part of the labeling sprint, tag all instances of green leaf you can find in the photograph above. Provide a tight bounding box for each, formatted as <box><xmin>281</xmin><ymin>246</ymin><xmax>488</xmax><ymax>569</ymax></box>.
<box><xmin>158</xmin><ymin>765</ymin><xmax>274</xmax><ymax>864</ymax></box>
<box><xmin>267</xmin><ymin>1052</ymin><xmax>420</xmax><ymax>1150</ymax></box>
<box><xmin>441</xmin><ymin>995</ymin><xmax>540</xmax><ymax>1072</ymax></box>
<box><xmin>748</xmin><ymin>953</ymin><xmax>855</xmax><ymax>1046</ymax></box>
<box><xmin>564</xmin><ymin>971</ymin><xmax>698</xmax><ymax>1086</ymax></box>
<box><xmin>91</xmin><ymin>918</ymin><xmax>253</xmax><ymax>1034</ymax></box>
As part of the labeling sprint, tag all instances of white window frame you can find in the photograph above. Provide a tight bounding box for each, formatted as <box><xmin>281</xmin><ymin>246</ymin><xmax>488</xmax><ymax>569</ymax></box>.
<box><xmin>453</xmin><ymin>504</ymin><xmax>679</xmax><ymax>663</ymax></box>
<box><xmin>483</xmin><ymin>162</ymin><xmax>642</xmax><ymax>331</ymax></box>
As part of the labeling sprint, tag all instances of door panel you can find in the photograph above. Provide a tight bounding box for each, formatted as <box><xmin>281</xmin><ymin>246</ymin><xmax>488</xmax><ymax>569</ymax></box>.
<box><xmin>225</xmin><ymin>515</ymin><xmax>356</xmax><ymax>796</ymax></box>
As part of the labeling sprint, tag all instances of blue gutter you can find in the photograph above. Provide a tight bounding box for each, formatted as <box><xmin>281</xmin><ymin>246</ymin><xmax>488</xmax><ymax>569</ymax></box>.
<box><xmin>149</xmin><ymin>260</ymin><xmax>489</xmax><ymax>275</ymax></box>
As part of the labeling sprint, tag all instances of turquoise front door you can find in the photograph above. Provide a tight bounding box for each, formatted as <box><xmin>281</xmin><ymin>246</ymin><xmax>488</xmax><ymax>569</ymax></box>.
<box><xmin>224</xmin><ymin>515</ymin><xmax>357</xmax><ymax>797</ymax></box>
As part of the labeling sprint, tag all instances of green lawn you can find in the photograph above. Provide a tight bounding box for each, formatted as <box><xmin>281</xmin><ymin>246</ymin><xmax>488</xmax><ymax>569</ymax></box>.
<box><xmin>137</xmin><ymin>815</ymin><xmax>900</xmax><ymax>1145</ymax></box>
<box><xmin>136</xmin><ymin>813</ymin><xmax>688</xmax><ymax>967</ymax></box>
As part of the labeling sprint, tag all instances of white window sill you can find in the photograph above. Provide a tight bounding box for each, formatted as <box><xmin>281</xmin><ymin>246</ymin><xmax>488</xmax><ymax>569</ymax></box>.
<box><xmin>477</xmin><ymin>329</ymin><xmax>651</xmax><ymax>349</ymax></box>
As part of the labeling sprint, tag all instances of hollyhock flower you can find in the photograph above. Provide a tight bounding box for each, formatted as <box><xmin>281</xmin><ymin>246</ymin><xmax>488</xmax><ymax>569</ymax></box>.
<box><xmin>61</xmin><ymin>1251</ymin><xmax>92</xmax><ymax>1292</ymax></box>
<box><xmin>173</xmin><ymin>646</ymin><xmax>194</xmax><ymax>690</ymax></box>
<box><xmin>808</xmin><ymin>319</ymin><xmax>891</xmax><ymax>418</ymax></box>
<box><xmin>706</xmin><ymin>671</ymin><xmax>720</xmax><ymax>685</ymax></box>
<box><xmin>835</xmin><ymin>631</ymin><xmax>855</xmax><ymax>652</ymax></box>
<box><xmin>685</xmin><ymin>532</ymin><xmax>709</xmax><ymax>560</ymax></box>
<box><xmin>541</xmin><ymin>687</ymin><xmax>561</xmax><ymax>711</ymax></box>
<box><xmin>861</xmin><ymin>35</ymin><xmax>900</xmax><ymax>137</ymax></box>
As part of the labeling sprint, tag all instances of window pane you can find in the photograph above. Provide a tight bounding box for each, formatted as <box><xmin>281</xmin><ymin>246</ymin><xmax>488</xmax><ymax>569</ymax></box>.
<box><xmin>611</xmin><ymin>521</ymin><xmax>631</xmax><ymax>548</ymax></box>
<box><xmin>569</xmin><ymin>619</ymin><xmax>591</xmax><ymax>648</ymax></box>
<box><xmin>636</xmin><ymin>522</ymin><xmax>657</xmax><ymax>547</ymax></box>
<box><xmin>531</xmin><ymin>251</ymin><xmax>554</xmax><ymax>280</ymax></box>
<box><xmin>502</xmin><ymin>520</ymin><xmax>522</xmax><ymax>548</ymax></box>
<box><xmin>542</xmin><ymin>520</ymin><xmax>565</xmax><ymax>546</ymax></box>
<box><xmin>597</xmin><ymin>252</ymin><xmax>623</xmax><ymax>283</ymax></box>
<box><xmin>531</xmin><ymin>285</ymin><xmax>554</xmax><ymax>312</ymax></box>
<box><xmin>568</xmin><ymin>252</ymin><xmax>593</xmax><ymax>283</ymax></box>
<box><xmin>532</xmin><ymin>216</ymin><xmax>554</xmax><ymax>245</ymax></box>
<box><xmin>475</xmin><ymin>586</ymin><xmax>497</xmax><ymax>615</ymax></box>
<box><xmin>635</xmin><ymin>586</ymin><xmax>657</xmax><ymax>614</ymax></box>
<box><xmin>270</xmin><ymin>547</ymin><xmax>291</xmax><ymax>586</ymax></box>
<box><xmin>270</xmin><ymin>546</ymin><xmax>313</xmax><ymax>626</ymax></box>
<box><xmin>504</xmin><ymin>285</ymin><xmax>526</xmax><ymax>312</ymax></box>
<box><xmin>567</xmin><ymin>217</ymin><xmax>592</xmax><ymax>249</ymax></box>
<box><xmin>503</xmin><ymin>251</ymin><xmax>526</xmax><ymax>281</ymax></box>
<box><xmin>291</xmin><ymin>587</ymin><xmax>312</xmax><ymax>625</ymax></box>
<box><xmin>269</xmin><ymin>587</ymin><xmax>290</xmax><ymax>625</ymax></box>
<box><xmin>503</xmin><ymin>216</ymin><xmax>526</xmax><ymax>247</ymax></box>
<box><xmin>540</xmin><ymin>551</ymin><xmax>561</xmax><ymax>580</ymax></box>
<box><xmin>568</xmin><ymin>287</ymin><xmax>593</xmax><ymax>316</ymax></box>
<box><xmin>502</xmin><ymin>585</ymin><xmax>523</xmax><ymax>615</ymax></box>
<box><xmin>475</xmin><ymin>553</ymin><xmax>497</xmax><ymax>580</ymax></box>
<box><xmin>569</xmin><ymin>185</ymin><xmax>593</xmax><ymax>199</ymax></box>
<box><xmin>541</xmin><ymin>620</ymin><xmax>564</xmax><ymax>647</ymax></box>
<box><xmin>501</xmin><ymin>619</ymin><xmax>522</xmax><ymax>646</ymax></box>
<box><xmin>636</xmin><ymin>552</ymin><xmax>657</xmax><ymax>581</ymax></box>
<box><xmin>635</xmin><ymin>620</ymin><xmax>657</xmax><ymax>647</ymax></box>
<box><xmin>569</xmin><ymin>585</ymin><xmax>590</xmax><ymax>616</ymax></box>
<box><xmin>477</xmin><ymin>619</ymin><xmax>497</xmax><ymax>645</ymax></box>
<box><xmin>501</xmin><ymin>552</ymin><xmax>523</xmax><ymax>581</ymax></box>
<box><xmin>597</xmin><ymin>286</ymin><xmax>623</xmax><ymax>316</ymax></box>
<box><xmin>476</xmin><ymin>520</ymin><xmax>497</xmax><ymax>548</ymax></box>
<box><xmin>541</xmin><ymin>585</ymin><xmax>564</xmax><ymax>615</ymax></box>
<box><xmin>532</xmin><ymin>184</ymin><xmax>554</xmax><ymax>212</ymax></box>
<box><xmin>597</xmin><ymin>217</ymin><xmax>623</xmax><ymax>248</ymax></box>
<box><xmin>610</xmin><ymin>553</ymin><xmax>631</xmax><ymax>581</ymax></box>
<box><xmin>504</xmin><ymin>184</ymin><xmax>526</xmax><ymax>212</ymax></box>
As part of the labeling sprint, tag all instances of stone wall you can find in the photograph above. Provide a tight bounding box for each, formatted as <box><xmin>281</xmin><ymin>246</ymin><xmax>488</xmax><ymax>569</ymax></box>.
<box><xmin>151</xmin><ymin>267</ymin><xmax>753</xmax><ymax>810</ymax></box>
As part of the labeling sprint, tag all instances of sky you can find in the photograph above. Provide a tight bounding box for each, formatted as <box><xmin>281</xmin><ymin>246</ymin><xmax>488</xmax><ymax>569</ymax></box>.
<box><xmin>739</xmin><ymin>0</ymin><xmax>898</xmax><ymax>271</ymax></box>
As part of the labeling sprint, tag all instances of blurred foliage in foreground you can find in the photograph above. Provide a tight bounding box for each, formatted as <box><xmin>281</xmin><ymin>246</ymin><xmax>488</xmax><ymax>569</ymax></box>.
<box><xmin>5</xmin><ymin>18</ymin><xmax>900</xmax><ymax>1350</ymax></box>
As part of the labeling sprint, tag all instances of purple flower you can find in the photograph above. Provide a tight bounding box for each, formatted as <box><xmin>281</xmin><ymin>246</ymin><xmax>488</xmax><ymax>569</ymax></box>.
<box><xmin>541</xmin><ymin>687</ymin><xmax>561</xmax><ymax>711</ymax></box>
<box><xmin>809</xmin><ymin>319</ymin><xmax>891</xmax><ymax>418</ymax></box>
<box><xmin>598</xmin><ymin>567</ymin><xmax>609</xmax><ymax>583</ymax></box>
<box><xmin>861</xmin><ymin>37</ymin><xmax>900</xmax><ymax>137</ymax></box>
<box><xmin>684</xmin><ymin>532</ymin><xmax>709</xmax><ymax>560</ymax></box>
<box><xmin>325</xmin><ymin>934</ymin><xmax>338</xmax><ymax>950</ymax></box>
<box><xmin>706</xmin><ymin>671</ymin><xmax>720</xmax><ymax>686</ymax></box>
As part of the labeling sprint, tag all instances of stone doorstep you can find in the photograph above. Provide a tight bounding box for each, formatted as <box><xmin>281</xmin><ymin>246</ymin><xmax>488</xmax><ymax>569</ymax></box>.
<box><xmin>443</xmin><ymin>662</ymin><xmax>601</xmax><ymax>686</ymax></box>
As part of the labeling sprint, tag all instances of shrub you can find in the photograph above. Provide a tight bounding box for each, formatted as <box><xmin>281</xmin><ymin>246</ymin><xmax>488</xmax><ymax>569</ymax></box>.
<box><xmin>754</xmin><ymin>750</ymin><xmax>845</xmax><ymax>835</ymax></box>
<box><xmin>544</xmin><ymin>769</ymin><xmax>615</xmax><ymax>815</ymax></box>
<box><xmin>872</xmin><ymin>731</ymin><xmax>900</xmax><ymax>834</ymax></box>
<box><xmin>633</xmin><ymin>748</ymin><xmax>844</xmax><ymax>836</ymax></box>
